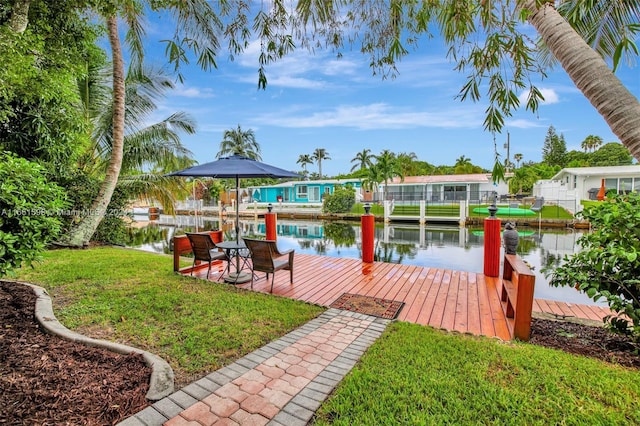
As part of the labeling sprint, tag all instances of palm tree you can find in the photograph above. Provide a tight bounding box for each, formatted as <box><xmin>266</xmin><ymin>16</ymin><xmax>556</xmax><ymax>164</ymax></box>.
<box><xmin>296</xmin><ymin>154</ymin><xmax>313</xmax><ymax>175</ymax></box>
<box><xmin>362</xmin><ymin>163</ymin><xmax>382</xmax><ymax>201</ymax></box>
<box><xmin>455</xmin><ymin>155</ymin><xmax>472</xmax><ymax>168</ymax></box>
<box><xmin>82</xmin><ymin>65</ymin><xmax>196</xmax><ymax>214</ymax></box>
<box><xmin>312</xmin><ymin>148</ymin><xmax>331</xmax><ymax>178</ymax></box>
<box><xmin>8</xmin><ymin>0</ymin><xmax>31</xmax><ymax>33</ymax></box>
<box><xmin>62</xmin><ymin>14</ymin><xmax>126</xmax><ymax>247</ymax></box>
<box><xmin>454</xmin><ymin>155</ymin><xmax>485</xmax><ymax>174</ymax></box>
<box><xmin>350</xmin><ymin>149</ymin><xmax>373</xmax><ymax>172</ymax></box>
<box><xmin>396</xmin><ymin>152</ymin><xmax>418</xmax><ymax>177</ymax></box>
<box><xmin>581</xmin><ymin>135</ymin><xmax>604</xmax><ymax>152</ymax></box>
<box><xmin>217</xmin><ymin>125</ymin><xmax>261</xmax><ymax>160</ymax></box>
<box><xmin>508</xmin><ymin>167</ymin><xmax>538</xmax><ymax>194</ymax></box>
<box><xmin>62</xmin><ymin>1</ymin><xmax>230</xmax><ymax>247</ymax></box>
<box><xmin>454</xmin><ymin>155</ymin><xmax>475</xmax><ymax>174</ymax></box>
<box><xmin>520</xmin><ymin>1</ymin><xmax>640</xmax><ymax>161</ymax></box>
<box><xmin>514</xmin><ymin>153</ymin><xmax>523</xmax><ymax>168</ymax></box>
<box><xmin>374</xmin><ymin>150</ymin><xmax>404</xmax><ymax>200</ymax></box>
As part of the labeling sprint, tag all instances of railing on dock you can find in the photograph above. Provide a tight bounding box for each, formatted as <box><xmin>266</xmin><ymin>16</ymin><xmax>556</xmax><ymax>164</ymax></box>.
<box><xmin>500</xmin><ymin>254</ymin><xmax>536</xmax><ymax>341</ymax></box>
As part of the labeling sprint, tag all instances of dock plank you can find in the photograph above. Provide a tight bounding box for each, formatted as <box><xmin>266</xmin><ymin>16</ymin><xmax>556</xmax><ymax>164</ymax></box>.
<box><xmin>453</xmin><ymin>271</ymin><xmax>470</xmax><ymax>334</ymax></box>
<box><xmin>475</xmin><ymin>274</ymin><xmax>497</xmax><ymax>337</ymax></box>
<box><xmin>484</xmin><ymin>276</ymin><xmax>512</xmax><ymax>340</ymax></box>
<box><xmin>465</xmin><ymin>273</ymin><xmax>482</xmax><ymax>336</ymax></box>
<box><xmin>401</xmin><ymin>268</ymin><xmax>439</xmax><ymax>325</ymax></box>
<box><xmin>440</xmin><ymin>270</ymin><xmax>461</xmax><ymax>331</ymax></box>
<box><xmin>426</xmin><ymin>269</ymin><xmax>451</xmax><ymax>329</ymax></box>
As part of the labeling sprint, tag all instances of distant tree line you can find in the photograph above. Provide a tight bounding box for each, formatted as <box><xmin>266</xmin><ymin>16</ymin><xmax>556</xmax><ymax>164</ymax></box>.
<box><xmin>291</xmin><ymin>125</ymin><xmax>633</xmax><ymax>195</ymax></box>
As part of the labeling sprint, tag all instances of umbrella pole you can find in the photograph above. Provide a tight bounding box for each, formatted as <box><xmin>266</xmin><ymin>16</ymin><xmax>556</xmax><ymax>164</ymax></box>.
<box><xmin>234</xmin><ymin>175</ymin><xmax>245</xmax><ymax>281</ymax></box>
<box><xmin>236</xmin><ymin>175</ymin><xmax>240</xmax><ymax>245</ymax></box>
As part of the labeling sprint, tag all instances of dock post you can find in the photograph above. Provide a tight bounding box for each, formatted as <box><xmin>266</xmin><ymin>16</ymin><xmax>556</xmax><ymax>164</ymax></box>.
<box><xmin>419</xmin><ymin>200</ymin><xmax>426</xmax><ymax>224</ymax></box>
<box><xmin>265</xmin><ymin>203</ymin><xmax>277</xmax><ymax>240</ymax></box>
<box><xmin>458</xmin><ymin>200</ymin><xmax>467</xmax><ymax>226</ymax></box>
<box><xmin>361</xmin><ymin>203</ymin><xmax>375</xmax><ymax>263</ymax></box>
<box><xmin>483</xmin><ymin>204</ymin><xmax>501</xmax><ymax>277</ymax></box>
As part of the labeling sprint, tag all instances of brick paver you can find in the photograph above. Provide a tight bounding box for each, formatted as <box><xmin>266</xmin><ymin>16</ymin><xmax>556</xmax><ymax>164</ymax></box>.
<box><xmin>117</xmin><ymin>309</ymin><xmax>389</xmax><ymax>426</ymax></box>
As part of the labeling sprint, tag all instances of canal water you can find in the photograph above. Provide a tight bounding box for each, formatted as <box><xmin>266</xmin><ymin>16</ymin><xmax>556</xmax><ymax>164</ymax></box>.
<box><xmin>127</xmin><ymin>214</ymin><xmax>601</xmax><ymax>306</ymax></box>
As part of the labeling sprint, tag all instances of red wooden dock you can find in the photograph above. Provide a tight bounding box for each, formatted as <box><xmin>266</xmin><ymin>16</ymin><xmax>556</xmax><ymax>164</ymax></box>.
<box><xmin>184</xmin><ymin>254</ymin><xmax>612</xmax><ymax>341</ymax></box>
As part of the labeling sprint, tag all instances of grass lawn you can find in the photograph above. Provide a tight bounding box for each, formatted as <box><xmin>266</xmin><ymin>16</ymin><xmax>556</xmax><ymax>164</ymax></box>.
<box><xmin>314</xmin><ymin>322</ymin><xmax>640</xmax><ymax>425</ymax></box>
<box><xmin>13</xmin><ymin>247</ymin><xmax>324</xmax><ymax>386</ymax></box>
<box><xmin>13</xmin><ymin>248</ymin><xmax>639</xmax><ymax>424</ymax></box>
<box><xmin>351</xmin><ymin>203</ymin><xmax>384</xmax><ymax>215</ymax></box>
<box><xmin>390</xmin><ymin>204</ymin><xmax>460</xmax><ymax>217</ymax></box>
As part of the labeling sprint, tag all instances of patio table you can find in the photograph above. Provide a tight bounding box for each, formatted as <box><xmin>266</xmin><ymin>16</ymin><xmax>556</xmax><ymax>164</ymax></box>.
<box><xmin>216</xmin><ymin>240</ymin><xmax>252</xmax><ymax>284</ymax></box>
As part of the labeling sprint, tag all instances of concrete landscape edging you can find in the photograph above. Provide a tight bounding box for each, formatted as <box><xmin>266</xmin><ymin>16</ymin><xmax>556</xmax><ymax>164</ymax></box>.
<box><xmin>8</xmin><ymin>280</ymin><xmax>174</xmax><ymax>401</ymax></box>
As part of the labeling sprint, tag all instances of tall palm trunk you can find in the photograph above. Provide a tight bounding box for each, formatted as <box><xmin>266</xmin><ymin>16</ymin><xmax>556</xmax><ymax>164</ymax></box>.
<box><xmin>9</xmin><ymin>0</ymin><xmax>31</xmax><ymax>33</ymax></box>
<box><xmin>521</xmin><ymin>0</ymin><xmax>640</xmax><ymax>160</ymax></box>
<box><xmin>63</xmin><ymin>15</ymin><xmax>125</xmax><ymax>246</ymax></box>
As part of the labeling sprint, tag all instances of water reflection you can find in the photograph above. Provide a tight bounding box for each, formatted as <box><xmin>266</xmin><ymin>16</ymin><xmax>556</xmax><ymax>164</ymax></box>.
<box><xmin>126</xmin><ymin>215</ymin><xmax>598</xmax><ymax>306</ymax></box>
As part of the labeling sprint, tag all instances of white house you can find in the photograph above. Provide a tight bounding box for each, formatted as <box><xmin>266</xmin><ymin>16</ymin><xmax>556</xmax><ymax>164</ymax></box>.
<box><xmin>385</xmin><ymin>174</ymin><xmax>510</xmax><ymax>203</ymax></box>
<box><xmin>534</xmin><ymin>165</ymin><xmax>640</xmax><ymax>213</ymax></box>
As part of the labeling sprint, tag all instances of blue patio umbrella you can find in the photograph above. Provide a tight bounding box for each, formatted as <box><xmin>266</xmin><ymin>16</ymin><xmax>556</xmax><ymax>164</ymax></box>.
<box><xmin>168</xmin><ymin>154</ymin><xmax>300</xmax><ymax>243</ymax></box>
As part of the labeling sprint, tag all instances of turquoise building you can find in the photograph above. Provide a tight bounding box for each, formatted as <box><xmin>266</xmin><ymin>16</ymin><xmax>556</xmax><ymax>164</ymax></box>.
<box><xmin>248</xmin><ymin>179</ymin><xmax>363</xmax><ymax>204</ymax></box>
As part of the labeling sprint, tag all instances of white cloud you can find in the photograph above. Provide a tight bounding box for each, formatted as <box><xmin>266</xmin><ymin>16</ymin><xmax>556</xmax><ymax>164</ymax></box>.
<box><xmin>254</xmin><ymin>103</ymin><xmax>484</xmax><ymax>130</ymax></box>
<box><xmin>173</xmin><ymin>85</ymin><xmax>216</xmax><ymax>98</ymax></box>
<box><xmin>231</xmin><ymin>39</ymin><xmax>364</xmax><ymax>89</ymax></box>
<box><xmin>198</xmin><ymin>123</ymin><xmax>234</xmax><ymax>134</ymax></box>
<box><xmin>262</xmin><ymin>75</ymin><xmax>327</xmax><ymax>89</ymax></box>
<box><xmin>505</xmin><ymin>119</ymin><xmax>547</xmax><ymax>129</ymax></box>
<box><xmin>518</xmin><ymin>87</ymin><xmax>560</xmax><ymax>106</ymax></box>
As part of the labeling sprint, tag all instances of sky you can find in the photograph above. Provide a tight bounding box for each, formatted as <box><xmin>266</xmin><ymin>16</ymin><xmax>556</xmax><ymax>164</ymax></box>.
<box><xmin>136</xmin><ymin>8</ymin><xmax>640</xmax><ymax>177</ymax></box>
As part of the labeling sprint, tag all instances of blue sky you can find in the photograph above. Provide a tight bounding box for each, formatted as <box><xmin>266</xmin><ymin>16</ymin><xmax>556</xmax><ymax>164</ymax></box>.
<box><xmin>138</xmin><ymin>10</ymin><xmax>639</xmax><ymax>177</ymax></box>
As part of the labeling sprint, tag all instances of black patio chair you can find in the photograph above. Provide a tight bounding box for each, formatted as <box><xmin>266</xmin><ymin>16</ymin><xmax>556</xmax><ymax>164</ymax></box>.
<box><xmin>242</xmin><ymin>238</ymin><xmax>294</xmax><ymax>292</ymax></box>
<box><xmin>185</xmin><ymin>233</ymin><xmax>229</xmax><ymax>280</ymax></box>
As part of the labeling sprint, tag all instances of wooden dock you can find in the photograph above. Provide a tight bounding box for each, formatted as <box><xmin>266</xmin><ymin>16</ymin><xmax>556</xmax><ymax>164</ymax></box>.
<box><xmin>184</xmin><ymin>253</ymin><xmax>612</xmax><ymax>341</ymax></box>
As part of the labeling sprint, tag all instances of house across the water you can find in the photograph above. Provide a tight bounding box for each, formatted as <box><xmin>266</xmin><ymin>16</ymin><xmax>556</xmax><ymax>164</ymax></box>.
<box><xmin>247</xmin><ymin>179</ymin><xmax>364</xmax><ymax>204</ymax></box>
<box><xmin>247</xmin><ymin>174</ymin><xmax>510</xmax><ymax>205</ymax></box>
<box><xmin>384</xmin><ymin>174</ymin><xmax>509</xmax><ymax>203</ymax></box>
<box><xmin>534</xmin><ymin>165</ymin><xmax>640</xmax><ymax>213</ymax></box>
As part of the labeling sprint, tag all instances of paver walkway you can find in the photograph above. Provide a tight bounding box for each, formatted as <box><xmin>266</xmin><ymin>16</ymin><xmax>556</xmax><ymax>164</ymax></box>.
<box><xmin>118</xmin><ymin>309</ymin><xmax>390</xmax><ymax>426</ymax></box>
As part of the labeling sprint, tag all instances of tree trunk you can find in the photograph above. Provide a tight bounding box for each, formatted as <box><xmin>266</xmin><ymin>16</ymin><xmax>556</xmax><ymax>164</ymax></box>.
<box><xmin>521</xmin><ymin>0</ymin><xmax>640</xmax><ymax>161</ymax></box>
<box><xmin>62</xmin><ymin>15</ymin><xmax>125</xmax><ymax>247</ymax></box>
<box><xmin>9</xmin><ymin>0</ymin><xmax>31</xmax><ymax>33</ymax></box>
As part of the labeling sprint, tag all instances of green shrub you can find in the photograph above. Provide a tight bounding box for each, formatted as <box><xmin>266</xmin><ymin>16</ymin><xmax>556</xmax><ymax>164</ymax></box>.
<box><xmin>0</xmin><ymin>153</ymin><xmax>68</xmax><ymax>276</ymax></box>
<box><xmin>548</xmin><ymin>193</ymin><xmax>640</xmax><ymax>343</ymax></box>
<box><xmin>322</xmin><ymin>186</ymin><xmax>355</xmax><ymax>213</ymax></box>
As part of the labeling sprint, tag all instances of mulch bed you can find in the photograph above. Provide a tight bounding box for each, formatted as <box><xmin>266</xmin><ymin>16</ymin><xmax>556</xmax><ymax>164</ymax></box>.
<box><xmin>330</xmin><ymin>293</ymin><xmax>405</xmax><ymax>319</ymax></box>
<box><xmin>529</xmin><ymin>317</ymin><xmax>640</xmax><ymax>369</ymax></box>
<box><xmin>0</xmin><ymin>281</ymin><xmax>151</xmax><ymax>425</ymax></box>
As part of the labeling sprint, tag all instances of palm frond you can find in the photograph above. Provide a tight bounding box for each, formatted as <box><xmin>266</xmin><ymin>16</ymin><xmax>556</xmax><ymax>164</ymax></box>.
<box><xmin>540</xmin><ymin>1</ymin><xmax>640</xmax><ymax>69</ymax></box>
<box><xmin>118</xmin><ymin>173</ymin><xmax>189</xmax><ymax>216</ymax></box>
<box><xmin>164</xmin><ymin>0</ymin><xmax>223</xmax><ymax>71</ymax></box>
<box><xmin>122</xmin><ymin>0</ymin><xmax>147</xmax><ymax>70</ymax></box>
